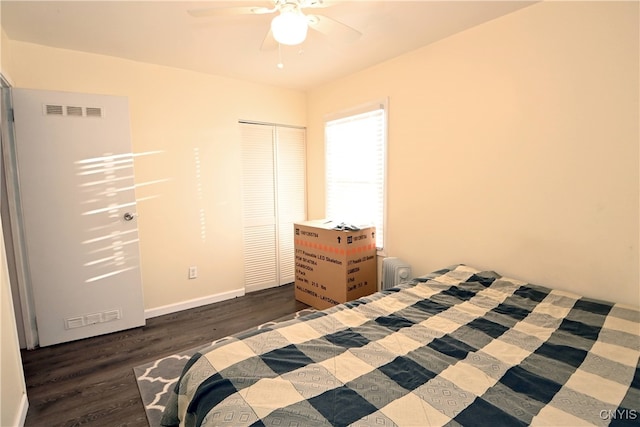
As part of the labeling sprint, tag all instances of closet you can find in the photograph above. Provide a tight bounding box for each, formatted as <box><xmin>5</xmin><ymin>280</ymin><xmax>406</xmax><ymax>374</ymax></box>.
<box><xmin>240</xmin><ymin>122</ymin><xmax>306</xmax><ymax>292</ymax></box>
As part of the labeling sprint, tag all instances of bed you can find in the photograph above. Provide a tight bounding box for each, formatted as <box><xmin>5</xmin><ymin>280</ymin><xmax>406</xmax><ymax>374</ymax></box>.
<box><xmin>161</xmin><ymin>264</ymin><xmax>640</xmax><ymax>426</ymax></box>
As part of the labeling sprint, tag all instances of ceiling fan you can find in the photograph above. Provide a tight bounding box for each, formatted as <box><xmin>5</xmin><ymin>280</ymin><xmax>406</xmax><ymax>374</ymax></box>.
<box><xmin>188</xmin><ymin>0</ymin><xmax>362</xmax><ymax>50</ymax></box>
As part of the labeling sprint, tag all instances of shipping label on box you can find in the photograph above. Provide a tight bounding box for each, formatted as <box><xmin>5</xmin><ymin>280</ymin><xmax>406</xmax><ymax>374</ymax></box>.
<box><xmin>294</xmin><ymin>220</ymin><xmax>377</xmax><ymax>310</ymax></box>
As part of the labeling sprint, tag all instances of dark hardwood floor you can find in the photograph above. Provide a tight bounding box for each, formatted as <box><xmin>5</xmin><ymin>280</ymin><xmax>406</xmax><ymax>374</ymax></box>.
<box><xmin>21</xmin><ymin>283</ymin><xmax>309</xmax><ymax>427</ymax></box>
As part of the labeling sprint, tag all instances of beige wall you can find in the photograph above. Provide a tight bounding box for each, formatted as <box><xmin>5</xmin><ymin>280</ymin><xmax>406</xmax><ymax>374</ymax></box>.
<box><xmin>307</xmin><ymin>1</ymin><xmax>639</xmax><ymax>306</ymax></box>
<box><xmin>4</xmin><ymin>40</ymin><xmax>306</xmax><ymax>311</ymax></box>
<box><xmin>1</xmin><ymin>29</ymin><xmax>12</xmax><ymax>82</ymax></box>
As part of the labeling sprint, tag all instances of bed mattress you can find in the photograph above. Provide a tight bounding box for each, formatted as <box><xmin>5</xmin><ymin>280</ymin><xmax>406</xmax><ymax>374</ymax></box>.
<box><xmin>161</xmin><ymin>264</ymin><xmax>640</xmax><ymax>426</ymax></box>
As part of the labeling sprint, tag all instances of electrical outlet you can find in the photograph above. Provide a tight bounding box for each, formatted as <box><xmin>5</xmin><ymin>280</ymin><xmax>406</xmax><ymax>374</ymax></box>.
<box><xmin>188</xmin><ymin>266</ymin><xmax>198</xmax><ymax>279</ymax></box>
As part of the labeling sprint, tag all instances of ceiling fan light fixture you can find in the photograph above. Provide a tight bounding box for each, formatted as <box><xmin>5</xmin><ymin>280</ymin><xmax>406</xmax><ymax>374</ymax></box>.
<box><xmin>271</xmin><ymin>9</ymin><xmax>308</xmax><ymax>46</ymax></box>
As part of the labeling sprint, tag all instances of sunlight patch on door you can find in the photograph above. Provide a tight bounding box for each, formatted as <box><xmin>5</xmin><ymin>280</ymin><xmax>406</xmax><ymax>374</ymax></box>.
<box><xmin>76</xmin><ymin>151</ymin><xmax>139</xmax><ymax>284</ymax></box>
<box><xmin>76</xmin><ymin>150</ymin><xmax>170</xmax><ymax>284</ymax></box>
<box><xmin>86</xmin><ymin>266</ymin><xmax>138</xmax><ymax>283</ymax></box>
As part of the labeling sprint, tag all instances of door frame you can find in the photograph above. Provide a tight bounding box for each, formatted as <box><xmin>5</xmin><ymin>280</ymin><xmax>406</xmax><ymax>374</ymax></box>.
<box><xmin>0</xmin><ymin>74</ymin><xmax>38</xmax><ymax>349</ymax></box>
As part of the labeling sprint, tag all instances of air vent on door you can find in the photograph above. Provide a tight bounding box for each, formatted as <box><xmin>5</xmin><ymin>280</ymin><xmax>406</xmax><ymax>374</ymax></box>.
<box><xmin>66</xmin><ymin>106</ymin><xmax>83</xmax><ymax>116</ymax></box>
<box><xmin>43</xmin><ymin>104</ymin><xmax>104</xmax><ymax>118</ymax></box>
<box><xmin>85</xmin><ymin>107</ymin><xmax>103</xmax><ymax>117</ymax></box>
<box><xmin>45</xmin><ymin>104</ymin><xmax>64</xmax><ymax>115</ymax></box>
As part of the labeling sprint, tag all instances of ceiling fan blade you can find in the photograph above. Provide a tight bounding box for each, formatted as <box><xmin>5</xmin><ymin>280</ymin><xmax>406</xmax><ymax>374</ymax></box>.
<box><xmin>188</xmin><ymin>6</ymin><xmax>275</xmax><ymax>18</ymax></box>
<box><xmin>300</xmin><ymin>0</ymin><xmax>333</xmax><ymax>10</ymax></box>
<box><xmin>307</xmin><ymin>14</ymin><xmax>361</xmax><ymax>43</ymax></box>
<box><xmin>260</xmin><ymin>29</ymin><xmax>279</xmax><ymax>51</ymax></box>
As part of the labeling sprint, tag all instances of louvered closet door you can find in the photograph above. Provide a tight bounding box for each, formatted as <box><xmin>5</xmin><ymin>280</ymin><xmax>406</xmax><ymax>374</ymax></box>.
<box><xmin>275</xmin><ymin>127</ymin><xmax>306</xmax><ymax>284</ymax></box>
<box><xmin>241</xmin><ymin>123</ymin><xmax>306</xmax><ymax>292</ymax></box>
<box><xmin>241</xmin><ymin>124</ymin><xmax>277</xmax><ymax>290</ymax></box>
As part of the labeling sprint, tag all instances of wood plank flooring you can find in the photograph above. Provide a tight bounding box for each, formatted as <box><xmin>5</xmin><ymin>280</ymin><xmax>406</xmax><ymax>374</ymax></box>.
<box><xmin>20</xmin><ymin>283</ymin><xmax>309</xmax><ymax>427</ymax></box>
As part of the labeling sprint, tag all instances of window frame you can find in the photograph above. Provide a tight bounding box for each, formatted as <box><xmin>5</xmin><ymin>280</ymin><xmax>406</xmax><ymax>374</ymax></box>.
<box><xmin>323</xmin><ymin>98</ymin><xmax>388</xmax><ymax>254</ymax></box>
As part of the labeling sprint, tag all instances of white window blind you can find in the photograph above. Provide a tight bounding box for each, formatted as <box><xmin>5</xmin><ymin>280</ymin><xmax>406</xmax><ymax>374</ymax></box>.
<box><xmin>325</xmin><ymin>102</ymin><xmax>386</xmax><ymax>249</ymax></box>
<box><xmin>240</xmin><ymin>122</ymin><xmax>306</xmax><ymax>291</ymax></box>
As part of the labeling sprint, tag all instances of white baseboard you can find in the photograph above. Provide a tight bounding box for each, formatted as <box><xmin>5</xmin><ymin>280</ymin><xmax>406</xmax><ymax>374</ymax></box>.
<box><xmin>144</xmin><ymin>288</ymin><xmax>245</xmax><ymax>319</ymax></box>
<box><xmin>245</xmin><ymin>282</ymin><xmax>278</xmax><ymax>293</ymax></box>
<box><xmin>14</xmin><ymin>392</ymin><xmax>28</xmax><ymax>427</ymax></box>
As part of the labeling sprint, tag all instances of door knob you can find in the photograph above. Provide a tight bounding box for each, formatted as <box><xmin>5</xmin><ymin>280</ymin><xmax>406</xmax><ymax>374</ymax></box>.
<box><xmin>123</xmin><ymin>212</ymin><xmax>135</xmax><ymax>221</ymax></box>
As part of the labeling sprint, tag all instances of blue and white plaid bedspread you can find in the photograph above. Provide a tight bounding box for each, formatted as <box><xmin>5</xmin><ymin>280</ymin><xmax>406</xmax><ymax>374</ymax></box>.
<box><xmin>161</xmin><ymin>265</ymin><xmax>640</xmax><ymax>426</ymax></box>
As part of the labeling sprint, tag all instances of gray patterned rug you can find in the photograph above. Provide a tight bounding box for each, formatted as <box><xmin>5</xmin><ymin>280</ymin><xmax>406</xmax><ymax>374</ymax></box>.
<box><xmin>134</xmin><ymin>309</ymin><xmax>317</xmax><ymax>427</ymax></box>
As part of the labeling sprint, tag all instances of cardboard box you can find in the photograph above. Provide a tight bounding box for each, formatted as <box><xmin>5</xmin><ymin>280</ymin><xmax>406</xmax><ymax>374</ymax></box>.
<box><xmin>294</xmin><ymin>220</ymin><xmax>377</xmax><ymax>310</ymax></box>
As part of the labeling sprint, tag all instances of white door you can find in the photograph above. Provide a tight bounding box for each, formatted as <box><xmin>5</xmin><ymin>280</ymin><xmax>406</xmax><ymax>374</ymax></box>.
<box><xmin>11</xmin><ymin>88</ymin><xmax>145</xmax><ymax>347</ymax></box>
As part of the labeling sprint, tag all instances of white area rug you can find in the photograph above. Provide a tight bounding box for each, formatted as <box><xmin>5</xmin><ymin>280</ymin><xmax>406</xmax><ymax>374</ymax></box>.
<box><xmin>134</xmin><ymin>308</ymin><xmax>317</xmax><ymax>426</ymax></box>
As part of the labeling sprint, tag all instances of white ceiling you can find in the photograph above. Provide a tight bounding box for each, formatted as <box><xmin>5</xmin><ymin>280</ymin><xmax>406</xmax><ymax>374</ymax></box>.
<box><xmin>1</xmin><ymin>1</ymin><xmax>535</xmax><ymax>91</ymax></box>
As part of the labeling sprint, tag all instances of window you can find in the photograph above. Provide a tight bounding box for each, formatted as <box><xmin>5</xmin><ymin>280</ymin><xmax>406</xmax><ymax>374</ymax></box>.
<box><xmin>325</xmin><ymin>100</ymin><xmax>387</xmax><ymax>250</ymax></box>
